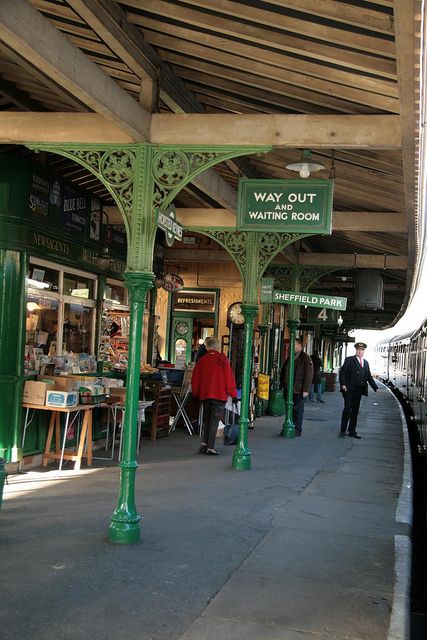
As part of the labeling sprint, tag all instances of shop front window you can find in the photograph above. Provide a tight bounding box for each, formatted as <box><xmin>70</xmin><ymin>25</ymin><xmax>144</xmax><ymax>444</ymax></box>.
<box><xmin>63</xmin><ymin>272</ymin><xmax>94</xmax><ymax>298</ymax></box>
<box><xmin>28</xmin><ymin>264</ymin><xmax>59</xmax><ymax>292</ymax></box>
<box><xmin>63</xmin><ymin>303</ymin><xmax>94</xmax><ymax>353</ymax></box>
<box><xmin>25</xmin><ymin>259</ymin><xmax>97</xmax><ymax>374</ymax></box>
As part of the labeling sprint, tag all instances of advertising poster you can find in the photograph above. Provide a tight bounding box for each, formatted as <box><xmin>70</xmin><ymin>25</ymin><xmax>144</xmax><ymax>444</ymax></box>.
<box><xmin>62</xmin><ymin>186</ymin><xmax>87</xmax><ymax>236</ymax></box>
<box><xmin>257</xmin><ymin>373</ymin><xmax>270</xmax><ymax>400</ymax></box>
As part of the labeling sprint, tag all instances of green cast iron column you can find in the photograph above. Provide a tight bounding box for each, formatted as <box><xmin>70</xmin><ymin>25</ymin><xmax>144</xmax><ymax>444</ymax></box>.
<box><xmin>0</xmin><ymin>250</ymin><xmax>27</xmax><ymax>462</ymax></box>
<box><xmin>233</xmin><ymin>303</ymin><xmax>258</xmax><ymax>470</ymax></box>
<box><xmin>280</xmin><ymin>318</ymin><xmax>299</xmax><ymax>438</ymax></box>
<box><xmin>280</xmin><ymin>268</ymin><xmax>301</xmax><ymax>438</ymax></box>
<box><xmin>109</xmin><ymin>271</ymin><xmax>154</xmax><ymax>544</ymax></box>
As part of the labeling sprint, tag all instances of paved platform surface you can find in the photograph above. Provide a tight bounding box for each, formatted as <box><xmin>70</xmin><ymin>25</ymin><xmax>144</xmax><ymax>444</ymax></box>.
<box><xmin>1</xmin><ymin>383</ymin><xmax>407</xmax><ymax>640</ymax></box>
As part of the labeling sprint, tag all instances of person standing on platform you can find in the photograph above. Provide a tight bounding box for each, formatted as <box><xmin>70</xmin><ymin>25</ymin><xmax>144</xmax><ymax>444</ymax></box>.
<box><xmin>309</xmin><ymin>350</ymin><xmax>324</xmax><ymax>403</ymax></box>
<box><xmin>280</xmin><ymin>338</ymin><xmax>313</xmax><ymax>437</ymax></box>
<box><xmin>191</xmin><ymin>337</ymin><xmax>238</xmax><ymax>455</ymax></box>
<box><xmin>339</xmin><ymin>341</ymin><xmax>379</xmax><ymax>438</ymax></box>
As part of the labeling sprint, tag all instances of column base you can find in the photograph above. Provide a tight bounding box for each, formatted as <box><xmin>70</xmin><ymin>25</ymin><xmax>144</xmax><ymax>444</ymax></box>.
<box><xmin>232</xmin><ymin>446</ymin><xmax>251</xmax><ymax>470</ymax></box>
<box><xmin>280</xmin><ymin>422</ymin><xmax>295</xmax><ymax>438</ymax></box>
<box><xmin>108</xmin><ymin>517</ymin><xmax>141</xmax><ymax>544</ymax></box>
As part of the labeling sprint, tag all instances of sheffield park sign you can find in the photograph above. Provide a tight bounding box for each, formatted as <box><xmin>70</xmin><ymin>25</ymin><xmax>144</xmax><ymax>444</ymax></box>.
<box><xmin>237</xmin><ymin>179</ymin><xmax>333</xmax><ymax>234</ymax></box>
<box><xmin>273</xmin><ymin>290</ymin><xmax>347</xmax><ymax>311</ymax></box>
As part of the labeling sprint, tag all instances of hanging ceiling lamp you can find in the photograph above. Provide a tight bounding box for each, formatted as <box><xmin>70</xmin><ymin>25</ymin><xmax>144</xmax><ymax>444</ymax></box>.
<box><xmin>286</xmin><ymin>149</ymin><xmax>325</xmax><ymax>179</ymax></box>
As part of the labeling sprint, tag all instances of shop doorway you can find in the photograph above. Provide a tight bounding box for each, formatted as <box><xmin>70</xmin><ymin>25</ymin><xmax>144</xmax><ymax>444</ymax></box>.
<box><xmin>168</xmin><ymin>289</ymin><xmax>218</xmax><ymax>364</ymax></box>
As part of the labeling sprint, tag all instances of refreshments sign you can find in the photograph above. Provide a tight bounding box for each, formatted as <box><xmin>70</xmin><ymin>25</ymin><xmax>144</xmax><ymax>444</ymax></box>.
<box><xmin>237</xmin><ymin>179</ymin><xmax>333</xmax><ymax>234</ymax></box>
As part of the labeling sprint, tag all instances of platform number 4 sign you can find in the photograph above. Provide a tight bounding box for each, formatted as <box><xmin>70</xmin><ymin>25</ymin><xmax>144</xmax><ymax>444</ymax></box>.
<box><xmin>307</xmin><ymin>307</ymin><xmax>338</xmax><ymax>324</ymax></box>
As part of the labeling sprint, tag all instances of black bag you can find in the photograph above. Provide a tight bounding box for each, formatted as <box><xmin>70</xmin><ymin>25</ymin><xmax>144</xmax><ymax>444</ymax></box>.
<box><xmin>224</xmin><ymin>409</ymin><xmax>239</xmax><ymax>446</ymax></box>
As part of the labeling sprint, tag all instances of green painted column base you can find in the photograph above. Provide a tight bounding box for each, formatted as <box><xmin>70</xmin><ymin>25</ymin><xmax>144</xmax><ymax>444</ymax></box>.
<box><xmin>280</xmin><ymin>423</ymin><xmax>296</xmax><ymax>438</ymax></box>
<box><xmin>108</xmin><ymin>518</ymin><xmax>141</xmax><ymax>544</ymax></box>
<box><xmin>232</xmin><ymin>444</ymin><xmax>251</xmax><ymax>470</ymax></box>
<box><xmin>280</xmin><ymin>400</ymin><xmax>295</xmax><ymax>438</ymax></box>
<box><xmin>108</xmin><ymin>461</ymin><xmax>141</xmax><ymax>544</ymax></box>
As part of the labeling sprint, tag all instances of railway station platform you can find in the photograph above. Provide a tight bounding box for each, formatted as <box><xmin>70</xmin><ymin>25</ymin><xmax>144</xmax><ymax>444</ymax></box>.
<box><xmin>1</xmin><ymin>382</ymin><xmax>410</xmax><ymax>640</ymax></box>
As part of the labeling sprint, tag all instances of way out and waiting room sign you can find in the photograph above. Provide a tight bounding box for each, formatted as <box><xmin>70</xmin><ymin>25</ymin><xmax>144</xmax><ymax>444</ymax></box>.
<box><xmin>237</xmin><ymin>179</ymin><xmax>334</xmax><ymax>234</ymax></box>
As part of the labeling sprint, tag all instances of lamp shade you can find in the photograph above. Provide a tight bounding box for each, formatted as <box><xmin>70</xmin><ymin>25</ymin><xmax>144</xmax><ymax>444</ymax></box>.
<box><xmin>286</xmin><ymin>149</ymin><xmax>325</xmax><ymax>178</ymax></box>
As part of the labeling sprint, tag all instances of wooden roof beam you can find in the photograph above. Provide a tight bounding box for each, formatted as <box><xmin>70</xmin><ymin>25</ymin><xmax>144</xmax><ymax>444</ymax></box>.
<box><xmin>175</xmin><ymin>209</ymin><xmax>406</xmax><ymax>232</ymax></box>
<box><xmin>299</xmin><ymin>253</ymin><xmax>407</xmax><ymax>269</ymax></box>
<box><xmin>150</xmin><ymin>114</ymin><xmax>401</xmax><ymax>148</ymax></box>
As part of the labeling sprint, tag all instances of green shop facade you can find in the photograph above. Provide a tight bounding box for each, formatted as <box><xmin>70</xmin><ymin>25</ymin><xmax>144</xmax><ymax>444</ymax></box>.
<box><xmin>0</xmin><ymin>154</ymin><xmax>127</xmax><ymax>465</ymax></box>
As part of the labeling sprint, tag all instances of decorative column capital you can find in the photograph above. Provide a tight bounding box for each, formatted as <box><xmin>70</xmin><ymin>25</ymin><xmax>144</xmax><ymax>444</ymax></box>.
<box><xmin>258</xmin><ymin>324</ymin><xmax>268</xmax><ymax>336</ymax></box>
<box><xmin>287</xmin><ymin>318</ymin><xmax>299</xmax><ymax>331</ymax></box>
<box><xmin>123</xmin><ymin>271</ymin><xmax>154</xmax><ymax>303</ymax></box>
<box><xmin>241</xmin><ymin>303</ymin><xmax>259</xmax><ymax>322</ymax></box>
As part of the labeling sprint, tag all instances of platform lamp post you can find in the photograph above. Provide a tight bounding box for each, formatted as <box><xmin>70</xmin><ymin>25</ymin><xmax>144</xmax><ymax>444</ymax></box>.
<box><xmin>280</xmin><ymin>269</ymin><xmax>301</xmax><ymax>438</ymax></box>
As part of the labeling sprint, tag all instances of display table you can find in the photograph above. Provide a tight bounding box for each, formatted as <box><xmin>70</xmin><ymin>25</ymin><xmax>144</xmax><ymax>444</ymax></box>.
<box><xmin>22</xmin><ymin>403</ymin><xmax>96</xmax><ymax>473</ymax></box>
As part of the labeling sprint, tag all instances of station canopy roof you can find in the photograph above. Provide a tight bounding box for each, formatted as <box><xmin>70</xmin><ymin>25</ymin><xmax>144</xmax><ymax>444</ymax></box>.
<box><xmin>0</xmin><ymin>0</ymin><xmax>422</xmax><ymax>330</ymax></box>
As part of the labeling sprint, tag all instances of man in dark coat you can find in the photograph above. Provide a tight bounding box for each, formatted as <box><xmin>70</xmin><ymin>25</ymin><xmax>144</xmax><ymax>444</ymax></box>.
<box><xmin>339</xmin><ymin>342</ymin><xmax>379</xmax><ymax>438</ymax></box>
<box><xmin>280</xmin><ymin>338</ymin><xmax>313</xmax><ymax>436</ymax></box>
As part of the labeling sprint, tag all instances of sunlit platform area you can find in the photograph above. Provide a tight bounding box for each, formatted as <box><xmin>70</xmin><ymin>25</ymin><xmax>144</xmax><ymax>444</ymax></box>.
<box><xmin>1</xmin><ymin>384</ymin><xmax>409</xmax><ymax>640</ymax></box>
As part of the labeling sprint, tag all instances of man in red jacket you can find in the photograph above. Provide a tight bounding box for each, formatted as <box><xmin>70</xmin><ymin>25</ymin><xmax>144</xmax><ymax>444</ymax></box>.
<box><xmin>191</xmin><ymin>336</ymin><xmax>238</xmax><ymax>455</ymax></box>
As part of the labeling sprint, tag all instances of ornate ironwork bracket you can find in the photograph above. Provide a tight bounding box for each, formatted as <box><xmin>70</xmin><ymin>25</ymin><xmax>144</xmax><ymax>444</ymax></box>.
<box><xmin>265</xmin><ymin>264</ymin><xmax>343</xmax><ymax>292</ymax></box>
<box><xmin>201</xmin><ymin>230</ymin><xmax>307</xmax><ymax>303</ymax></box>
<box><xmin>26</xmin><ymin>143</ymin><xmax>271</xmax><ymax>272</ymax></box>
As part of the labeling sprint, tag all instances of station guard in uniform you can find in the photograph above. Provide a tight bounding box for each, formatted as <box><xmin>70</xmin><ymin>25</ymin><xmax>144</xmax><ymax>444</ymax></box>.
<box><xmin>339</xmin><ymin>342</ymin><xmax>379</xmax><ymax>438</ymax></box>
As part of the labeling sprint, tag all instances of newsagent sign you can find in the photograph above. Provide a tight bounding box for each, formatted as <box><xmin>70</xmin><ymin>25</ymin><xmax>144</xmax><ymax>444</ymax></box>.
<box><xmin>237</xmin><ymin>179</ymin><xmax>333</xmax><ymax>234</ymax></box>
<box><xmin>273</xmin><ymin>290</ymin><xmax>347</xmax><ymax>311</ymax></box>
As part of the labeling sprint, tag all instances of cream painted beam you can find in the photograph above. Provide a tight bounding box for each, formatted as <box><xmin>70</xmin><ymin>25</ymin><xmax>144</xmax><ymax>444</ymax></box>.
<box><xmin>0</xmin><ymin>111</ymin><xmax>401</xmax><ymax>150</ymax></box>
<box><xmin>191</xmin><ymin>171</ymin><xmax>237</xmax><ymax>210</ymax></box>
<box><xmin>0</xmin><ymin>113</ymin><xmax>133</xmax><ymax>144</ymax></box>
<box><xmin>333</xmin><ymin>211</ymin><xmax>406</xmax><ymax>232</ymax></box>
<box><xmin>0</xmin><ymin>0</ymin><xmax>150</xmax><ymax>140</ymax></box>
<box><xmin>164</xmin><ymin>248</ymin><xmax>406</xmax><ymax>269</ymax></box>
<box><xmin>175</xmin><ymin>208</ymin><xmax>407</xmax><ymax>233</ymax></box>
<box><xmin>150</xmin><ymin>114</ymin><xmax>401</xmax><ymax>148</ymax></box>
<box><xmin>299</xmin><ymin>253</ymin><xmax>407</xmax><ymax>269</ymax></box>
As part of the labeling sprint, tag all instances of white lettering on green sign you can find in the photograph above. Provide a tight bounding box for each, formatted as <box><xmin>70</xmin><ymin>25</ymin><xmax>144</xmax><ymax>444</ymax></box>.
<box><xmin>237</xmin><ymin>179</ymin><xmax>333</xmax><ymax>234</ymax></box>
<box><xmin>273</xmin><ymin>290</ymin><xmax>347</xmax><ymax>311</ymax></box>
<box><xmin>157</xmin><ymin>205</ymin><xmax>183</xmax><ymax>247</ymax></box>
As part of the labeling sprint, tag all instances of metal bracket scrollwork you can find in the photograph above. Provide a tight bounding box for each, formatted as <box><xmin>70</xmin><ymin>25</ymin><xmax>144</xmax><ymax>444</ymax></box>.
<box><xmin>151</xmin><ymin>146</ymin><xmax>271</xmax><ymax>211</ymax></box>
<box><xmin>26</xmin><ymin>143</ymin><xmax>138</xmax><ymax>236</ymax></box>
<box><xmin>266</xmin><ymin>265</ymin><xmax>343</xmax><ymax>291</ymax></box>
<box><xmin>203</xmin><ymin>230</ymin><xmax>248</xmax><ymax>278</ymax></box>
<box><xmin>257</xmin><ymin>233</ymin><xmax>305</xmax><ymax>280</ymax></box>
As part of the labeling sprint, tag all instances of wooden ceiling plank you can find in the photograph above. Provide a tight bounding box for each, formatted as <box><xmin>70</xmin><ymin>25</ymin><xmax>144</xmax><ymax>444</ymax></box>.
<box><xmin>140</xmin><ymin>0</ymin><xmax>395</xmax><ymax>57</ymax></box>
<box><xmin>0</xmin><ymin>77</ymin><xmax>46</xmax><ymax>110</ymax></box>
<box><xmin>166</xmin><ymin>57</ymin><xmax>376</xmax><ymax>114</ymax></box>
<box><xmin>0</xmin><ymin>0</ymin><xmax>150</xmax><ymax>140</ymax></box>
<box><xmin>140</xmin><ymin>17</ymin><xmax>398</xmax><ymax>96</ymax></box>
<box><xmin>257</xmin><ymin>150</ymin><xmax>404</xmax><ymax>180</ymax></box>
<box><xmin>67</xmin><ymin>0</ymin><xmax>155</xmax><ymax>80</ymax></box>
<box><xmin>146</xmin><ymin>33</ymin><xmax>399</xmax><ymax>112</ymax></box>
<box><xmin>127</xmin><ymin>1</ymin><xmax>396</xmax><ymax>77</ymax></box>
<box><xmin>193</xmin><ymin>93</ymin><xmax>263</xmax><ymax>114</ymax></box>
<box><xmin>0</xmin><ymin>43</ymin><xmax>85</xmax><ymax>111</ymax></box>
<box><xmin>184</xmin><ymin>78</ymin><xmax>334</xmax><ymax>115</ymax></box>
<box><xmin>257</xmin><ymin>0</ymin><xmax>394</xmax><ymax>34</ymax></box>
<box><xmin>28</xmin><ymin>0</ymin><xmax>86</xmax><ymax>24</ymax></box>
